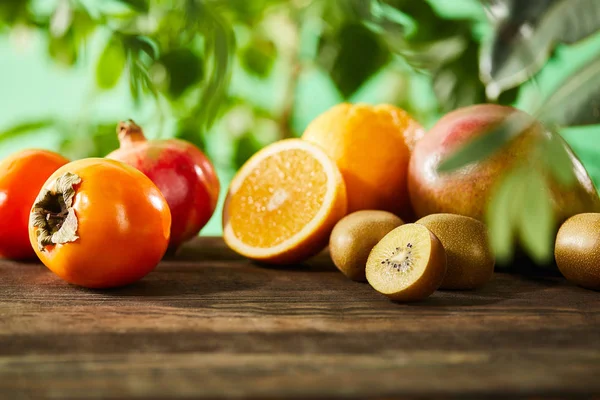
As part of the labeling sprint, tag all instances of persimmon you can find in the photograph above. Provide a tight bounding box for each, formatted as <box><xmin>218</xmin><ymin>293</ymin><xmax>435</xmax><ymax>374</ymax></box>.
<box><xmin>29</xmin><ymin>158</ymin><xmax>171</xmax><ymax>289</ymax></box>
<box><xmin>0</xmin><ymin>149</ymin><xmax>69</xmax><ymax>260</ymax></box>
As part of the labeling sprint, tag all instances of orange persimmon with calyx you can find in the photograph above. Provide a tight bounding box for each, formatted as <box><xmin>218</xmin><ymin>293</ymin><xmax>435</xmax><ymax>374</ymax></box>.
<box><xmin>29</xmin><ymin>158</ymin><xmax>171</xmax><ymax>289</ymax></box>
<box><xmin>0</xmin><ymin>149</ymin><xmax>69</xmax><ymax>260</ymax></box>
<box><xmin>302</xmin><ymin>103</ymin><xmax>424</xmax><ymax>221</ymax></box>
<box><xmin>223</xmin><ymin>139</ymin><xmax>347</xmax><ymax>264</ymax></box>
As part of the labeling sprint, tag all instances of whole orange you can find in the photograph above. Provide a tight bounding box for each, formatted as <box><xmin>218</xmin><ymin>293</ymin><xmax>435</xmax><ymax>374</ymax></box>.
<box><xmin>302</xmin><ymin>103</ymin><xmax>423</xmax><ymax>220</ymax></box>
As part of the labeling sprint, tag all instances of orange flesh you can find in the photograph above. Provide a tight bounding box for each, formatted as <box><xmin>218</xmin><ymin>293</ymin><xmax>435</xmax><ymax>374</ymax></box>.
<box><xmin>228</xmin><ymin>149</ymin><xmax>329</xmax><ymax>248</ymax></box>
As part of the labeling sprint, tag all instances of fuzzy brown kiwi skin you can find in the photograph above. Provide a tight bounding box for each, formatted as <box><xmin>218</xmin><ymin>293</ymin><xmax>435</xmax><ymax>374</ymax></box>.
<box><xmin>330</xmin><ymin>210</ymin><xmax>403</xmax><ymax>281</ymax></box>
<box><xmin>555</xmin><ymin>213</ymin><xmax>600</xmax><ymax>290</ymax></box>
<box><xmin>416</xmin><ymin>213</ymin><xmax>494</xmax><ymax>290</ymax></box>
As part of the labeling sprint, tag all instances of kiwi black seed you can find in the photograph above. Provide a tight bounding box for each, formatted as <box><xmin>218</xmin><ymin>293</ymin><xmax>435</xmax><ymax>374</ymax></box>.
<box><xmin>380</xmin><ymin>242</ymin><xmax>415</xmax><ymax>272</ymax></box>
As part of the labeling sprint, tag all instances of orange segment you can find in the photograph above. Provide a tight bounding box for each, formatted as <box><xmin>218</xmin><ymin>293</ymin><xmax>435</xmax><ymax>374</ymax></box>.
<box><xmin>223</xmin><ymin>139</ymin><xmax>347</xmax><ymax>264</ymax></box>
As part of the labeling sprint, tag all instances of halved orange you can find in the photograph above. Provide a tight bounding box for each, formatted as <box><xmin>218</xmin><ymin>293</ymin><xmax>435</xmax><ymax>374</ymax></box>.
<box><xmin>223</xmin><ymin>139</ymin><xmax>347</xmax><ymax>264</ymax></box>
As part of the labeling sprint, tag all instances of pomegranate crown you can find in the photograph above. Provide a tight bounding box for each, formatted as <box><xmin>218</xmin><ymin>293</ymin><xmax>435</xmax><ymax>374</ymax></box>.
<box><xmin>116</xmin><ymin>119</ymin><xmax>146</xmax><ymax>147</ymax></box>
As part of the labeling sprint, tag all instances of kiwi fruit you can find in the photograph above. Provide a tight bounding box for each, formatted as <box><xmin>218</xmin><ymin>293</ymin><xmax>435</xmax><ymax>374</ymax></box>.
<box><xmin>416</xmin><ymin>213</ymin><xmax>494</xmax><ymax>290</ymax></box>
<box><xmin>555</xmin><ymin>213</ymin><xmax>600</xmax><ymax>290</ymax></box>
<box><xmin>366</xmin><ymin>223</ymin><xmax>447</xmax><ymax>302</ymax></box>
<box><xmin>330</xmin><ymin>210</ymin><xmax>403</xmax><ymax>281</ymax></box>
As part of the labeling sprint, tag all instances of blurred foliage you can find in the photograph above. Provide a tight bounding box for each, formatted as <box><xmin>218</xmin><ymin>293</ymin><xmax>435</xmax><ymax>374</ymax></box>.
<box><xmin>0</xmin><ymin>0</ymin><xmax>496</xmax><ymax>157</ymax></box>
<box><xmin>441</xmin><ymin>0</ymin><xmax>600</xmax><ymax>264</ymax></box>
<box><xmin>1</xmin><ymin>0</ymin><xmax>600</xmax><ymax>263</ymax></box>
<box><xmin>480</xmin><ymin>0</ymin><xmax>600</xmax><ymax>99</ymax></box>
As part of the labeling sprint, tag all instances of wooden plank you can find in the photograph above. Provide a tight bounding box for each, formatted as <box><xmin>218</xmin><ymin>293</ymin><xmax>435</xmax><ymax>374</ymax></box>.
<box><xmin>0</xmin><ymin>237</ymin><xmax>599</xmax><ymax>399</ymax></box>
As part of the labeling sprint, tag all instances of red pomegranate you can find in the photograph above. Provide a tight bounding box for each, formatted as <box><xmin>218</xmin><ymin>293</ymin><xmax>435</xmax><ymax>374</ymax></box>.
<box><xmin>107</xmin><ymin>120</ymin><xmax>220</xmax><ymax>252</ymax></box>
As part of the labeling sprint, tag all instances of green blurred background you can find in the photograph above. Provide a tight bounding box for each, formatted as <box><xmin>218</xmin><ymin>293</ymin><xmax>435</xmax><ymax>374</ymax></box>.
<box><xmin>1</xmin><ymin>0</ymin><xmax>599</xmax><ymax>236</ymax></box>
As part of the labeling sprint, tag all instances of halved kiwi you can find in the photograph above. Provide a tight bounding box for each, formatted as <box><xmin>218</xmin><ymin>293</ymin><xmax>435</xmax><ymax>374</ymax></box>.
<box><xmin>330</xmin><ymin>210</ymin><xmax>403</xmax><ymax>281</ymax></box>
<box><xmin>366</xmin><ymin>223</ymin><xmax>447</xmax><ymax>301</ymax></box>
<box><xmin>555</xmin><ymin>213</ymin><xmax>600</xmax><ymax>290</ymax></box>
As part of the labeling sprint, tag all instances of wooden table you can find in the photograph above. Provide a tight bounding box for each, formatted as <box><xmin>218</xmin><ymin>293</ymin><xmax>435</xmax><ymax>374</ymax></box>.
<box><xmin>1</xmin><ymin>237</ymin><xmax>599</xmax><ymax>399</ymax></box>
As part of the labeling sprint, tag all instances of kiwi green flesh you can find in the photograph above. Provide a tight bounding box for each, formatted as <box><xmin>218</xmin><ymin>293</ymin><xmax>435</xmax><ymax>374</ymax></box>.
<box><xmin>555</xmin><ymin>213</ymin><xmax>600</xmax><ymax>290</ymax></box>
<box><xmin>330</xmin><ymin>210</ymin><xmax>403</xmax><ymax>281</ymax></box>
<box><xmin>366</xmin><ymin>223</ymin><xmax>446</xmax><ymax>301</ymax></box>
<box><xmin>416</xmin><ymin>213</ymin><xmax>494</xmax><ymax>290</ymax></box>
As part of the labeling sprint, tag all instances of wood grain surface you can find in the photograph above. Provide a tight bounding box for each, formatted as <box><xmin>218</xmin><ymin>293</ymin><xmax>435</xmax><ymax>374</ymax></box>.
<box><xmin>1</xmin><ymin>236</ymin><xmax>599</xmax><ymax>399</ymax></box>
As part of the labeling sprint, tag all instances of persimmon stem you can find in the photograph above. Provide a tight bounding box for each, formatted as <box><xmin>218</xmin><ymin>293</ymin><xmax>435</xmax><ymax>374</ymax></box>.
<box><xmin>45</xmin><ymin>209</ymin><xmax>69</xmax><ymax>229</ymax></box>
<box><xmin>30</xmin><ymin>172</ymin><xmax>81</xmax><ymax>251</ymax></box>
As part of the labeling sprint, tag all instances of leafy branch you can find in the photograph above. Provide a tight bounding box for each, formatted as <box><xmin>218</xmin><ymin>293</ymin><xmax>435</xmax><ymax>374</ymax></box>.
<box><xmin>438</xmin><ymin>0</ymin><xmax>600</xmax><ymax>264</ymax></box>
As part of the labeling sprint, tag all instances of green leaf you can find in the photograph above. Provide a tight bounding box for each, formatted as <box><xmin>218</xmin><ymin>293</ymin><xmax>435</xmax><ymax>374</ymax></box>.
<box><xmin>90</xmin><ymin>124</ymin><xmax>121</xmax><ymax>157</ymax></box>
<box><xmin>360</xmin><ymin>0</ymin><xmax>471</xmax><ymax>72</ymax></box>
<box><xmin>239</xmin><ymin>37</ymin><xmax>276</xmax><ymax>78</ymax></box>
<box><xmin>175</xmin><ymin>119</ymin><xmax>206</xmax><ymax>151</ymax></box>
<box><xmin>438</xmin><ymin>111</ymin><xmax>535</xmax><ymax>173</ymax></box>
<box><xmin>96</xmin><ymin>36</ymin><xmax>126</xmax><ymax>89</ymax></box>
<box><xmin>195</xmin><ymin>5</ymin><xmax>235</xmax><ymax>131</ymax></box>
<box><xmin>159</xmin><ymin>49</ymin><xmax>203</xmax><ymax>98</ymax></box>
<box><xmin>112</xmin><ymin>0</ymin><xmax>149</xmax><ymax>12</ymax></box>
<box><xmin>129</xmin><ymin>57</ymin><xmax>141</xmax><ymax>102</ymax></box>
<box><xmin>497</xmin><ymin>85</ymin><xmax>520</xmax><ymax>106</ymax></box>
<box><xmin>0</xmin><ymin>120</ymin><xmax>55</xmax><ymax>141</ymax></box>
<box><xmin>71</xmin><ymin>10</ymin><xmax>96</xmax><ymax>46</ymax></box>
<box><xmin>480</xmin><ymin>0</ymin><xmax>600</xmax><ymax>98</ymax></box>
<box><xmin>542</xmin><ymin>130</ymin><xmax>576</xmax><ymax>186</ymax></box>
<box><xmin>536</xmin><ymin>56</ymin><xmax>600</xmax><ymax>127</ymax></box>
<box><xmin>132</xmin><ymin>58</ymin><xmax>157</xmax><ymax>100</ymax></box>
<box><xmin>48</xmin><ymin>30</ymin><xmax>78</xmax><ymax>66</ymax></box>
<box><xmin>358</xmin><ymin>0</ymin><xmax>410</xmax><ymax>47</ymax></box>
<box><xmin>224</xmin><ymin>0</ymin><xmax>275</xmax><ymax>23</ymax></box>
<box><xmin>487</xmin><ymin>165</ymin><xmax>557</xmax><ymax>265</ymax></box>
<box><xmin>123</xmin><ymin>35</ymin><xmax>158</xmax><ymax>60</ymax></box>
<box><xmin>486</xmin><ymin>166</ymin><xmax>526</xmax><ymax>263</ymax></box>
<box><xmin>391</xmin><ymin>35</ymin><xmax>468</xmax><ymax>72</ymax></box>
<box><xmin>318</xmin><ymin>22</ymin><xmax>390</xmax><ymax>98</ymax></box>
<box><xmin>432</xmin><ymin>38</ymin><xmax>485</xmax><ymax>113</ymax></box>
<box><xmin>0</xmin><ymin>1</ymin><xmax>28</xmax><ymax>25</ymax></box>
<box><xmin>50</xmin><ymin>0</ymin><xmax>73</xmax><ymax>38</ymax></box>
<box><xmin>395</xmin><ymin>1</ymin><xmax>468</xmax><ymax>43</ymax></box>
<box><xmin>233</xmin><ymin>133</ymin><xmax>262</xmax><ymax>169</ymax></box>
<box><xmin>517</xmin><ymin>169</ymin><xmax>555</xmax><ymax>264</ymax></box>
